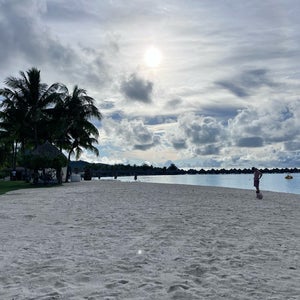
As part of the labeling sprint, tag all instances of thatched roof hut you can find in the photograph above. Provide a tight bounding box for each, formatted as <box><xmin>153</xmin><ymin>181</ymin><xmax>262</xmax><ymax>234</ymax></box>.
<box><xmin>32</xmin><ymin>141</ymin><xmax>66</xmax><ymax>159</ymax></box>
<box><xmin>29</xmin><ymin>141</ymin><xmax>67</xmax><ymax>184</ymax></box>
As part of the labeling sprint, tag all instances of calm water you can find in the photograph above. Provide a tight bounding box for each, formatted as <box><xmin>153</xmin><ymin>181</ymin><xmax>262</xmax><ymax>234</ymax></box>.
<box><xmin>111</xmin><ymin>173</ymin><xmax>300</xmax><ymax>195</ymax></box>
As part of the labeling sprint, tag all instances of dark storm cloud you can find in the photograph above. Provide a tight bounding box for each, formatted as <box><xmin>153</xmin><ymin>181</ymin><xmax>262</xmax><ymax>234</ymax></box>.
<box><xmin>237</xmin><ymin>137</ymin><xmax>264</xmax><ymax>147</ymax></box>
<box><xmin>121</xmin><ymin>74</ymin><xmax>153</xmax><ymax>103</ymax></box>
<box><xmin>216</xmin><ymin>69</ymin><xmax>276</xmax><ymax>98</ymax></box>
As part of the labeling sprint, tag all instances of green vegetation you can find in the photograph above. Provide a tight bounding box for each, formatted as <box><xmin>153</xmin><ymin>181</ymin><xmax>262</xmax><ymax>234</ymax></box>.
<box><xmin>0</xmin><ymin>67</ymin><xmax>102</xmax><ymax>183</ymax></box>
<box><xmin>0</xmin><ymin>180</ymin><xmax>62</xmax><ymax>195</ymax></box>
<box><xmin>0</xmin><ymin>180</ymin><xmax>33</xmax><ymax>195</ymax></box>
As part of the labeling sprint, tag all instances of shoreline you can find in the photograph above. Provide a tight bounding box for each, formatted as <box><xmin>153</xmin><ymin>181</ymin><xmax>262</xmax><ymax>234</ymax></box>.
<box><xmin>92</xmin><ymin>177</ymin><xmax>300</xmax><ymax>197</ymax></box>
<box><xmin>5</xmin><ymin>178</ymin><xmax>300</xmax><ymax>198</ymax></box>
<box><xmin>107</xmin><ymin>172</ymin><xmax>300</xmax><ymax>196</ymax></box>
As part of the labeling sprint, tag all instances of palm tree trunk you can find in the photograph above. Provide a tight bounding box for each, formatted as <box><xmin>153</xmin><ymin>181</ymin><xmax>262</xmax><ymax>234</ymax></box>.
<box><xmin>34</xmin><ymin>124</ymin><xmax>39</xmax><ymax>148</ymax></box>
<box><xmin>56</xmin><ymin>167</ymin><xmax>62</xmax><ymax>184</ymax></box>
<box><xmin>65</xmin><ymin>148</ymin><xmax>74</xmax><ymax>182</ymax></box>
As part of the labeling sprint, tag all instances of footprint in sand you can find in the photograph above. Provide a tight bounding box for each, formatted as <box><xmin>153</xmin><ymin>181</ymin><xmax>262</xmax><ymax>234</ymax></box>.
<box><xmin>167</xmin><ymin>284</ymin><xmax>189</xmax><ymax>293</ymax></box>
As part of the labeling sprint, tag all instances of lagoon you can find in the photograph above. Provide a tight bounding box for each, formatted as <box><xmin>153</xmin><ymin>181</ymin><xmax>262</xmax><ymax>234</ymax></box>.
<box><xmin>112</xmin><ymin>173</ymin><xmax>300</xmax><ymax>195</ymax></box>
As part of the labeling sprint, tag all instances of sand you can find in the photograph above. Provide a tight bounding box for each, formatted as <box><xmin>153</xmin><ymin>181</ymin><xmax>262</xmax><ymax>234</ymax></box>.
<box><xmin>0</xmin><ymin>180</ymin><xmax>299</xmax><ymax>299</ymax></box>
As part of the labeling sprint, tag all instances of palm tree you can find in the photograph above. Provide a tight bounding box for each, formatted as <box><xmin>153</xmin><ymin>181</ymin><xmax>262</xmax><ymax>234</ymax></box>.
<box><xmin>0</xmin><ymin>68</ymin><xmax>61</xmax><ymax>150</ymax></box>
<box><xmin>0</xmin><ymin>68</ymin><xmax>62</xmax><ymax>180</ymax></box>
<box><xmin>51</xmin><ymin>85</ymin><xmax>102</xmax><ymax>181</ymax></box>
<box><xmin>0</xmin><ymin>68</ymin><xmax>102</xmax><ymax>182</ymax></box>
<box><xmin>0</xmin><ymin>136</ymin><xmax>14</xmax><ymax>170</ymax></box>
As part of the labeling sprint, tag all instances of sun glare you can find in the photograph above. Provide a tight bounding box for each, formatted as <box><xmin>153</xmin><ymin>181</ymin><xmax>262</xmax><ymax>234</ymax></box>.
<box><xmin>144</xmin><ymin>46</ymin><xmax>162</xmax><ymax>68</ymax></box>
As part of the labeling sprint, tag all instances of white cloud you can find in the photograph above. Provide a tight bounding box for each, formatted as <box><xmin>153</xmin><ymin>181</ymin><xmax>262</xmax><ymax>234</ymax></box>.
<box><xmin>228</xmin><ymin>99</ymin><xmax>300</xmax><ymax>147</ymax></box>
<box><xmin>168</xmin><ymin>113</ymin><xmax>226</xmax><ymax>156</ymax></box>
<box><xmin>101</xmin><ymin>118</ymin><xmax>160</xmax><ymax>151</ymax></box>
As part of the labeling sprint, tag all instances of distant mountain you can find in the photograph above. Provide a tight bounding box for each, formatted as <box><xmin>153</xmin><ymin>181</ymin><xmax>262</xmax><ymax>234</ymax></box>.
<box><xmin>69</xmin><ymin>160</ymin><xmax>111</xmax><ymax>172</ymax></box>
<box><xmin>69</xmin><ymin>160</ymin><xmax>90</xmax><ymax>171</ymax></box>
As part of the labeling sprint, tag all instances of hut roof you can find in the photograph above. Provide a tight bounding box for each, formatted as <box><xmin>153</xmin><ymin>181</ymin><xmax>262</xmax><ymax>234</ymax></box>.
<box><xmin>32</xmin><ymin>141</ymin><xmax>66</xmax><ymax>159</ymax></box>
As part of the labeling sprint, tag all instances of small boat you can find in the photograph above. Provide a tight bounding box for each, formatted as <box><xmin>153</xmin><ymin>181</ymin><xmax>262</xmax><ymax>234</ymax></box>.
<box><xmin>285</xmin><ymin>174</ymin><xmax>293</xmax><ymax>179</ymax></box>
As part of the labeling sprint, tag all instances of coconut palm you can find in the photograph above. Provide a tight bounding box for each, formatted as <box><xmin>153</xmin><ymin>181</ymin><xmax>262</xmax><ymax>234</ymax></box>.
<box><xmin>51</xmin><ymin>85</ymin><xmax>102</xmax><ymax>181</ymax></box>
<box><xmin>0</xmin><ymin>68</ymin><xmax>102</xmax><ymax>181</ymax></box>
<box><xmin>0</xmin><ymin>68</ymin><xmax>61</xmax><ymax>148</ymax></box>
<box><xmin>0</xmin><ymin>68</ymin><xmax>61</xmax><ymax>176</ymax></box>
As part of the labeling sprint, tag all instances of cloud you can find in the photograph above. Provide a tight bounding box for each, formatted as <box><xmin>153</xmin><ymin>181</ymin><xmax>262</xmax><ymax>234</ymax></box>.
<box><xmin>0</xmin><ymin>0</ymin><xmax>110</xmax><ymax>89</ymax></box>
<box><xmin>165</xmin><ymin>98</ymin><xmax>183</xmax><ymax>109</ymax></box>
<box><xmin>43</xmin><ymin>0</ymin><xmax>98</xmax><ymax>22</ymax></box>
<box><xmin>168</xmin><ymin>113</ymin><xmax>226</xmax><ymax>157</ymax></box>
<box><xmin>171</xmin><ymin>138</ymin><xmax>187</xmax><ymax>150</ymax></box>
<box><xmin>101</xmin><ymin>118</ymin><xmax>160</xmax><ymax>151</ymax></box>
<box><xmin>1</xmin><ymin>0</ymin><xmax>300</xmax><ymax>169</ymax></box>
<box><xmin>229</xmin><ymin>99</ymin><xmax>300</xmax><ymax>147</ymax></box>
<box><xmin>178</xmin><ymin>114</ymin><xmax>225</xmax><ymax>145</ymax></box>
<box><xmin>200</xmin><ymin>104</ymin><xmax>240</xmax><ymax>120</ymax></box>
<box><xmin>284</xmin><ymin>141</ymin><xmax>300</xmax><ymax>152</ymax></box>
<box><xmin>216</xmin><ymin>69</ymin><xmax>276</xmax><ymax>98</ymax></box>
<box><xmin>121</xmin><ymin>74</ymin><xmax>153</xmax><ymax>103</ymax></box>
<box><xmin>236</xmin><ymin>137</ymin><xmax>264</xmax><ymax>147</ymax></box>
<box><xmin>0</xmin><ymin>1</ymin><xmax>44</xmax><ymax>66</ymax></box>
<box><xmin>145</xmin><ymin>115</ymin><xmax>177</xmax><ymax>126</ymax></box>
<box><xmin>216</xmin><ymin>81</ymin><xmax>249</xmax><ymax>98</ymax></box>
<box><xmin>194</xmin><ymin>144</ymin><xmax>221</xmax><ymax>156</ymax></box>
<box><xmin>98</xmin><ymin>101</ymin><xmax>115</xmax><ymax>110</ymax></box>
<box><xmin>134</xmin><ymin>135</ymin><xmax>160</xmax><ymax>151</ymax></box>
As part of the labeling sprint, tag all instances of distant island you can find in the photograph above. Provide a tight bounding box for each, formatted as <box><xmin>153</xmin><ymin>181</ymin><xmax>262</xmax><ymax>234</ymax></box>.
<box><xmin>70</xmin><ymin>160</ymin><xmax>300</xmax><ymax>178</ymax></box>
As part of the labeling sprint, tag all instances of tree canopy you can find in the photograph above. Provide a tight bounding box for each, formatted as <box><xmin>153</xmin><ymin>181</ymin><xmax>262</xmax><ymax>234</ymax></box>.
<box><xmin>0</xmin><ymin>67</ymin><xmax>102</xmax><ymax>182</ymax></box>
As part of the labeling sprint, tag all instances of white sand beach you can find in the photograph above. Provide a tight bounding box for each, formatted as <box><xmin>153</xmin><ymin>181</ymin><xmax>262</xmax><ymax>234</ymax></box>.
<box><xmin>0</xmin><ymin>180</ymin><xmax>299</xmax><ymax>299</ymax></box>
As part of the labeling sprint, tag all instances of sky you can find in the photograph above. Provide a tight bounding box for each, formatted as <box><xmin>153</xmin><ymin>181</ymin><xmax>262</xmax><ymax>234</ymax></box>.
<box><xmin>1</xmin><ymin>0</ymin><xmax>300</xmax><ymax>170</ymax></box>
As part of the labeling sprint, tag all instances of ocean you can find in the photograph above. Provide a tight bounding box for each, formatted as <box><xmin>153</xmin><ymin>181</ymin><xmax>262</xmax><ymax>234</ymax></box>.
<box><xmin>99</xmin><ymin>173</ymin><xmax>300</xmax><ymax>195</ymax></box>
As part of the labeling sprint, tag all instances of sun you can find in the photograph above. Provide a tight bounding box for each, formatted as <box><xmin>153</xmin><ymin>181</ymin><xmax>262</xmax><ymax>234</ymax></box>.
<box><xmin>144</xmin><ymin>46</ymin><xmax>162</xmax><ymax>68</ymax></box>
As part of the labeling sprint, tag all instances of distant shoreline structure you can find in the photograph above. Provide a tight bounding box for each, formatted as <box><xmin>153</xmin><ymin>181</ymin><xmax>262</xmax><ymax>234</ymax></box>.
<box><xmin>70</xmin><ymin>160</ymin><xmax>300</xmax><ymax>178</ymax></box>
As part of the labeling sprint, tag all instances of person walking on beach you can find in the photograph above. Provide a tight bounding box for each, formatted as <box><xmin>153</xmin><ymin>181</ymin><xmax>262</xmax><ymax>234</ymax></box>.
<box><xmin>252</xmin><ymin>167</ymin><xmax>262</xmax><ymax>194</ymax></box>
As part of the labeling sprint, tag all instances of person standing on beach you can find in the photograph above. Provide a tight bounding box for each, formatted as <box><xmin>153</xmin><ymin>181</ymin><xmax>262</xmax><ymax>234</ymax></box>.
<box><xmin>252</xmin><ymin>167</ymin><xmax>262</xmax><ymax>194</ymax></box>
